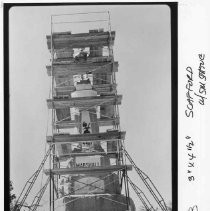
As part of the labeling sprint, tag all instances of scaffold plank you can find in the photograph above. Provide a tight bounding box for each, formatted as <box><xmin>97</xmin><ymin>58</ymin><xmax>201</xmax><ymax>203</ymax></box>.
<box><xmin>44</xmin><ymin>165</ymin><xmax>132</xmax><ymax>175</ymax></box>
<box><xmin>46</xmin><ymin>131</ymin><xmax>126</xmax><ymax>143</ymax></box>
<box><xmin>46</xmin><ymin>95</ymin><xmax>122</xmax><ymax>109</ymax></box>
<box><xmin>46</xmin><ymin>61</ymin><xmax>118</xmax><ymax>76</ymax></box>
<box><xmin>46</xmin><ymin>31</ymin><xmax>115</xmax><ymax>49</ymax></box>
<box><xmin>60</xmin><ymin>151</ymin><xmax>121</xmax><ymax>157</ymax></box>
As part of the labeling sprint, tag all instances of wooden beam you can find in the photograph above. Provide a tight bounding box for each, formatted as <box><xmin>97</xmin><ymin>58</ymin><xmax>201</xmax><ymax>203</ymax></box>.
<box><xmin>46</xmin><ymin>31</ymin><xmax>115</xmax><ymax>50</ymax></box>
<box><xmin>46</xmin><ymin>61</ymin><xmax>118</xmax><ymax>77</ymax></box>
<box><xmin>54</xmin><ymin>117</ymin><xmax>120</xmax><ymax>129</ymax></box>
<box><xmin>55</xmin><ymin>84</ymin><xmax>117</xmax><ymax>96</ymax></box>
<box><xmin>46</xmin><ymin>131</ymin><xmax>126</xmax><ymax>143</ymax></box>
<box><xmin>46</xmin><ymin>95</ymin><xmax>122</xmax><ymax>109</ymax></box>
<box><xmin>44</xmin><ymin>165</ymin><xmax>132</xmax><ymax>175</ymax></box>
<box><xmin>59</xmin><ymin>151</ymin><xmax>122</xmax><ymax>157</ymax></box>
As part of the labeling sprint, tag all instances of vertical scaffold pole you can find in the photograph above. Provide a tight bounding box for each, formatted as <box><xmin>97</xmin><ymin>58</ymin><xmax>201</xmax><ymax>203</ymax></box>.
<box><xmin>50</xmin><ymin>15</ymin><xmax>53</xmax><ymax>211</ymax></box>
<box><xmin>123</xmin><ymin>169</ymin><xmax>131</xmax><ymax>211</ymax></box>
<box><xmin>52</xmin><ymin>145</ymin><xmax>55</xmax><ymax>211</ymax></box>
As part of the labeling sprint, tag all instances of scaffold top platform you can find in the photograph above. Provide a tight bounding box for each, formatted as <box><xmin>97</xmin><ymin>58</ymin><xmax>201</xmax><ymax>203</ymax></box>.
<box><xmin>47</xmin><ymin>31</ymin><xmax>115</xmax><ymax>50</ymax></box>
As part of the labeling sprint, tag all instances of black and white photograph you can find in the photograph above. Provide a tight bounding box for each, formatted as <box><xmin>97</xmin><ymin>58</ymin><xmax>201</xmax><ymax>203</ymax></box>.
<box><xmin>5</xmin><ymin>3</ymin><xmax>177</xmax><ymax>211</ymax></box>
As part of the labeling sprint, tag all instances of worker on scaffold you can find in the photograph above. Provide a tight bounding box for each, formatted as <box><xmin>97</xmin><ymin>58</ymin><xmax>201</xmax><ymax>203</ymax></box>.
<box><xmin>74</xmin><ymin>48</ymin><xmax>88</xmax><ymax>62</ymax></box>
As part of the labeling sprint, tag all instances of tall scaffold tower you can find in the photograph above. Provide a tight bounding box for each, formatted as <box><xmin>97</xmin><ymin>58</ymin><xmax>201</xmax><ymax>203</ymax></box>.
<box><xmin>44</xmin><ymin>11</ymin><xmax>135</xmax><ymax>211</ymax></box>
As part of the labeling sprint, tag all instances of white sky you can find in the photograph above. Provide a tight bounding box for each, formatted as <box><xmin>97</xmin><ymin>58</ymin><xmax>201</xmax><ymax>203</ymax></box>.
<box><xmin>9</xmin><ymin>5</ymin><xmax>171</xmax><ymax>210</ymax></box>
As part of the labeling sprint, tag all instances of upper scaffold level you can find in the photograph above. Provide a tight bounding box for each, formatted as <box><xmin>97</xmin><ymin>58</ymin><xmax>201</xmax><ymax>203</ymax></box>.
<box><xmin>46</xmin><ymin>31</ymin><xmax>115</xmax><ymax>50</ymax></box>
